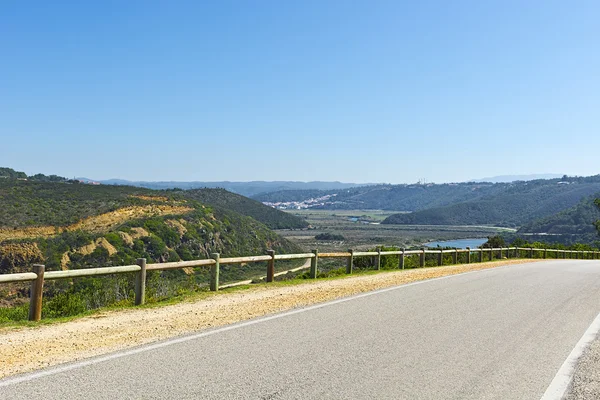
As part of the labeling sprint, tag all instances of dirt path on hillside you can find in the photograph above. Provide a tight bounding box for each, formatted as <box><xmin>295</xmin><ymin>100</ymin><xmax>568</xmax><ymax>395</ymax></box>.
<box><xmin>0</xmin><ymin>259</ymin><xmax>541</xmax><ymax>379</ymax></box>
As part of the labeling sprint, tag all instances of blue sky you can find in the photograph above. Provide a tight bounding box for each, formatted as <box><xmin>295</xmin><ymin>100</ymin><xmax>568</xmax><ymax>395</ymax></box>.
<box><xmin>1</xmin><ymin>1</ymin><xmax>598</xmax><ymax>183</ymax></box>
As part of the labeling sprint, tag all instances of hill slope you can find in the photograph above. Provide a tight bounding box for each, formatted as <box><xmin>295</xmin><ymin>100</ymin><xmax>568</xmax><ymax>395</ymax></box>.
<box><xmin>182</xmin><ymin>189</ymin><xmax>308</xmax><ymax>229</ymax></box>
<box><xmin>514</xmin><ymin>195</ymin><xmax>600</xmax><ymax>244</ymax></box>
<box><xmin>382</xmin><ymin>178</ymin><xmax>600</xmax><ymax>227</ymax></box>
<box><xmin>0</xmin><ymin>179</ymin><xmax>302</xmax><ymax>275</ymax></box>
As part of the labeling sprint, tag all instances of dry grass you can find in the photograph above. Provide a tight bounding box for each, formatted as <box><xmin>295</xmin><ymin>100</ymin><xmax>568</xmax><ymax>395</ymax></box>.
<box><xmin>0</xmin><ymin>205</ymin><xmax>193</xmax><ymax>241</ymax></box>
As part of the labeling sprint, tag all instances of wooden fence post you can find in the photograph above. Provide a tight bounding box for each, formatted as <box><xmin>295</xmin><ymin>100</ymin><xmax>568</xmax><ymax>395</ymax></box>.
<box><xmin>399</xmin><ymin>248</ymin><xmax>405</xmax><ymax>270</ymax></box>
<box><xmin>438</xmin><ymin>250</ymin><xmax>443</xmax><ymax>266</ymax></box>
<box><xmin>479</xmin><ymin>249</ymin><xmax>483</xmax><ymax>262</ymax></box>
<box><xmin>543</xmin><ymin>249</ymin><xmax>547</xmax><ymax>259</ymax></box>
<box><xmin>376</xmin><ymin>247</ymin><xmax>381</xmax><ymax>270</ymax></box>
<box><xmin>310</xmin><ymin>249</ymin><xmax>318</xmax><ymax>279</ymax></box>
<box><xmin>347</xmin><ymin>249</ymin><xmax>353</xmax><ymax>274</ymax></box>
<box><xmin>134</xmin><ymin>258</ymin><xmax>147</xmax><ymax>305</ymax></box>
<box><xmin>210</xmin><ymin>253</ymin><xmax>220</xmax><ymax>291</ymax></box>
<box><xmin>28</xmin><ymin>264</ymin><xmax>45</xmax><ymax>322</ymax></box>
<box><xmin>488</xmin><ymin>249</ymin><xmax>493</xmax><ymax>261</ymax></box>
<box><xmin>529</xmin><ymin>248</ymin><xmax>534</xmax><ymax>258</ymax></box>
<box><xmin>266</xmin><ymin>250</ymin><xmax>275</xmax><ymax>282</ymax></box>
<box><xmin>420</xmin><ymin>248</ymin><xmax>425</xmax><ymax>267</ymax></box>
<box><xmin>453</xmin><ymin>249</ymin><xmax>458</xmax><ymax>265</ymax></box>
<box><xmin>466</xmin><ymin>247</ymin><xmax>471</xmax><ymax>264</ymax></box>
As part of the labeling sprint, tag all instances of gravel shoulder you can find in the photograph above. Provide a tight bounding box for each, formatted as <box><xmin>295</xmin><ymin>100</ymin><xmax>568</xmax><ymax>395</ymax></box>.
<box><xmin>0</xmin><ymin>259</ymin><xmax>540</xmax><ymax>379</ymax></box>
<box><xmin>565</xmin><ymin>335</ymin><xmax>600</xmax><ymax>400</ymax></box>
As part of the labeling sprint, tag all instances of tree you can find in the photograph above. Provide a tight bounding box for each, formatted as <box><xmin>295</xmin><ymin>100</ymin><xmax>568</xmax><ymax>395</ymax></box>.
<box><xmin>483</xmin><ymin>235</ymin><xmax>505</xmax><ymax>248</ymax></box>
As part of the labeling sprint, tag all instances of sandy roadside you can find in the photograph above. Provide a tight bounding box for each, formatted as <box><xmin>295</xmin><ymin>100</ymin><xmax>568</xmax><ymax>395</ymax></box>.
<box><xmin>0</xmin><ymin>259</ymin><xmax>541</xmax><ymax>379</ymax></box>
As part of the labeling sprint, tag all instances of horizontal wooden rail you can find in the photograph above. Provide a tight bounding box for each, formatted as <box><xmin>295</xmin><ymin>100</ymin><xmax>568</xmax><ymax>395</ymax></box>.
<box><xmin>146</xmin><ymin>259</ymin><xmax>216</xmax><ymax>271</ymax></box>
<box><xmin>44</xmin><ymin>265</ymin><xmax>141</xmax><ymax>280</ymax></box>
<box><xmin>274</xmin><ymin>253</ymin><xmax>315</xmax><ymax>260</ymax></box>
<box><xmin>0</xmin><ymin>272</ymin><xmax>38</xmax><ymax>284</ymax></box>
<box><xmin>403</xmin><ymin>250</ymin><xmax>423</xmax><ymax>255</ymax></box>
<box><xmin>220</xmin><ymin>255</ymin><xmax>273</xmax><ymax>264</ymax></box>
<box><xmin>352</xmin><ymin>251</ymin><xmax>379</xmax><ymax>257</ymax></box>
<box><xmin>319</xmin><ymin>252</ymin><xmax>352</xmax><ymax>258</ymax></box>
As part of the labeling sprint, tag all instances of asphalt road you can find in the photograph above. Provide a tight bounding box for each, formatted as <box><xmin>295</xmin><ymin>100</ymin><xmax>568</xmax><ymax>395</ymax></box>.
<box><xmin>2</xmin><ymin>260</ymin><xmax>600</xmax><ymax>399</ymax></box>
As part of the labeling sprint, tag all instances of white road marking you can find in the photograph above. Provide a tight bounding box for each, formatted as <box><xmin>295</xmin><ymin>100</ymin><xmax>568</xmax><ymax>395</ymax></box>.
<box><xmin>540</xmin><ymin>311</ymin><xmax>600</xmax><ymax>400</ymax></box>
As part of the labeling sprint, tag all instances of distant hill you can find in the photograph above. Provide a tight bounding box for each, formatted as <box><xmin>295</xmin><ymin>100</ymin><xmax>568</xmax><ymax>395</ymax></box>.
<box><xmin>515</xmin><ymin>195</ymin><xmax>600</xmax><ymax>244</ymax></box>
<box><xmin>78</xmin><ymin>178</ymin><xmax>370</xmax><ymax>197</ymax></box>
<box><xmin>470</xmin><ymin>174</ymin><xmax>563</xmax><ymax>183</ymax></box>
<box><xmin>181</xmin><ymin>188</ymin><xmax>309</xmax><ymax>230</ymax></box>
<box><xmin>382</xmin><ymin>177</ymin><xmax>600</xmax><ymax>227</ymax></box>
<box><xmin>252</xmin><ymin>183</ymin><xmax>506</xmax><ymax>210</ymax></box>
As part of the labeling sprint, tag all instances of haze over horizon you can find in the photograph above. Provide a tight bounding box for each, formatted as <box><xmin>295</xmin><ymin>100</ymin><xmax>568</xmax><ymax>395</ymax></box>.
<box><xmin>2</xmin><ymin>1</ymin><xmax>598</xmax><ymax>183</ymax></box>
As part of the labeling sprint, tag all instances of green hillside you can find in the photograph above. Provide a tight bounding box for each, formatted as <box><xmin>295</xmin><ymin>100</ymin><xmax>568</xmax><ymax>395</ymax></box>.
<box><xmin>0</xmin><ymin>179</ymin><xmax>163</xmax><ymax>228</ymax></box>
<box><xmin>512</xmin><ymin>195</ymin><xmax>600</xmax><ymax>244</ymax></box>
<box><xmin>382</xmin><ymin>178</ymin><xmax>600</xmax><ymax>227</ymax></box>
<box><xmin>0</xmin><ymin>170</ymin><xmax>305</xmax><ymax>317</ymax></box>
<box><xmin>182</xmin><ymin>188</ymin><xmax>308</xmax><ymax>229</ymax></box>
<box><xmin>0</xmin><ymin>173</ymin><xmax>303</xmax><ymax>275</ymax></box>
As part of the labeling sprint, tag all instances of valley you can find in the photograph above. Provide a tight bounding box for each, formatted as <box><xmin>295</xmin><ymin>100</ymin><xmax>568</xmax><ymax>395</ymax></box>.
<box><xmin>277</xmin><ymin>209</ymin><xmax>513</xmax><ymax>252</ymax></box>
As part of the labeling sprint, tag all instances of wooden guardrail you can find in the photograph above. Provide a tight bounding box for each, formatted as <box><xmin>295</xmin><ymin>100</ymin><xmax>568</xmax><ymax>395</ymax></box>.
<box><xmin>1</xmin><ymin>246</ymin><xmax>598</xmax><ymax>321</ymax></box>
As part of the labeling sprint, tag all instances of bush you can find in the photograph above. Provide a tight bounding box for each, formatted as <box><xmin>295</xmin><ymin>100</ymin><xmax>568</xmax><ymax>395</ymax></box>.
<box><xmin>314</xmin><ymin>233</ymin><xmax>345</xmax><ymax>241</ymax></box>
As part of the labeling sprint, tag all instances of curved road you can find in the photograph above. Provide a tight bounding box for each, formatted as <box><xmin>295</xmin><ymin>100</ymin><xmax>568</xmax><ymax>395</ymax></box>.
<box><xmin>2</xmin><ymin>260</ymin><xmax>600</xmax><ymax>399</ymax></box>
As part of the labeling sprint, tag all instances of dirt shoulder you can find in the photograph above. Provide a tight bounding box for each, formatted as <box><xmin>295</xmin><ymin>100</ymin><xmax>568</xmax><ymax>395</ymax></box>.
<box><xmin>0</xmin><ymin>259</ymin><xmax>540</xmax><ymax>379</ymax></box>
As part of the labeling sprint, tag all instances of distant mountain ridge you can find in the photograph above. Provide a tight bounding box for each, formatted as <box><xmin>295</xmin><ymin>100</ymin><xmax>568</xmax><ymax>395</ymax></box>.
<box><xmin>470</xmin><ymin>174</ymin><xmax>563</xmax><ymax>183</ymax></box>
<box><xmin>78</xmin><ymin>178</ymin><xmax>373</xmax><ymax>197</ymax></box>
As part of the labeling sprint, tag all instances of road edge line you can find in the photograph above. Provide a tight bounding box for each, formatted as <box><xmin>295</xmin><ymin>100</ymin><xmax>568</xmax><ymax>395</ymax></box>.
<box><xmin>540</xmin><ymin>311</ymin><xmax>600</xmax><ymax>400</ymax></box>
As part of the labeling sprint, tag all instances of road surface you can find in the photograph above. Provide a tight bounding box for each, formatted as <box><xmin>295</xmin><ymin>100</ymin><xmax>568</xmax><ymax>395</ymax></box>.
<box><xmin>2</xmin><ymin>260</ymin><xmax>600</xmax><ymax>399</ymax></box>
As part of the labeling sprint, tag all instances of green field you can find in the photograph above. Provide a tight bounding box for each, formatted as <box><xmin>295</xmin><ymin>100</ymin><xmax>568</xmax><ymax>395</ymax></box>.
<box><xmin>277</xmin><ymin>209</ymin><xmax>513</xmax><ymax>252</ymax></box>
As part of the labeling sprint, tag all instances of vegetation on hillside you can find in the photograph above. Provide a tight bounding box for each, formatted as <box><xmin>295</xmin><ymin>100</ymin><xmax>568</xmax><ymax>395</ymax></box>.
<box><xmin>382</xmin><ymin>178</ymin><xmax>600</xmax><ymax>228</ymax></box>
<box><xmin>0</xmin><ymin>173</ymin><xmax>307</xmax><ymax>318</ymax></box>
<box><xmin>182</xmin><ymin>189</ymin><xmax>308</xmax><ymax>229</ymax></box>
<box><xmin>0</xmin><ymin>180</ymin><xmax>174</xmax><ymax>228</ymax></box>
<box><xmin>518</xmin><ymin>195</ymin><xmax>600</xmax><ymax>236</ymax></box>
